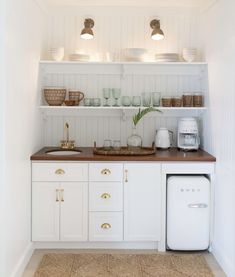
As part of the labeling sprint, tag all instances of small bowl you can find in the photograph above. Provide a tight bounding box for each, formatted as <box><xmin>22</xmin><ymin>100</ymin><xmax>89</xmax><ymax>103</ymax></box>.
<box><xmin>64</xmin><ymin>100</ymin><xmax>76</xmax><ymax>106</ymax></box>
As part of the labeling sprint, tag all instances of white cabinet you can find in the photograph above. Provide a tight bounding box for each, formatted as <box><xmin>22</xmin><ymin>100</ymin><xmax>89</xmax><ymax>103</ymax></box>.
<box><xmin>32</xmin><ymin>163</ymin><xmax>88</xmax><ymax>242</ymax></box>
<box><xmin>32</xmin><ymin>162</ymin><xmax>161</xmax><ymax>243</ymax></box>
<box><xmin>60</xmin><ymin>182</ymin><xmax>88</xmax><ymax>241</ymax></box>
<box><xmin>123</xmin><ymin>163</ymin><xmax>161</xmax><ymax>241</ymax></box>
<box><xmin>32</xmin><ymin>182</ymin><xmax>60</xmax><ymax>241</ymax></box>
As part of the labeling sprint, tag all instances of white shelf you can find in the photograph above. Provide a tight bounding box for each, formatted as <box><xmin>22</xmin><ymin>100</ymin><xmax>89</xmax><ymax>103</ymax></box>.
<box><xmin>40</xmin><ymin>60</ymin><xmax>208</xmax><ymax>66</ymax></box>
<box><xmin>39</xmin><ymin>106</ymin><xmax>206</xmax><ymax>111</ymax></box>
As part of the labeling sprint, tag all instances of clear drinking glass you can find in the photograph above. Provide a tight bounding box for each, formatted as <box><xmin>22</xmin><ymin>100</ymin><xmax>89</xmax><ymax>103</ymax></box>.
<box><xmin>103</xmin><ymin>139</ymin><xmax>112</xmax><ymax>150</ymax></box>
<box><xmin>132</xmin><ymin>96</ymin><xmax>141</xmax><ymax>106</ymax></box>
<box><xmin>142</xmin><ymin>92</ymin><xmax>152</xmax><ymax>107</ymax></box>
<box><xmin>152</xmin><ymin>92</ymin><xmax>161</xmax><ymax>107</ymax></box>
<box><xmin>113</xmin><ymin>140</ymin><xmax>121</xmax><ymax>150</ymax></box>
<box><xmin>121</xmin><ymin>96</ymin><xmax>131</xmax><ymax>106</ymax></box>
<box><xmin>103</xmin><ymin>88</ymin><xmax>111</xmax><ymax>106</ymax></box>
<box><xmin>112</xmin><ymin>88</ymin><xmax>121</xmax><ymax>106</ymax></box>
<box><xmin>84</xmin><ymin>98</ymin><xmax>91</xmax><ymax>106</ymax></box>
<box><xmin>93</xmin><ymin>98</ymin><xmax>101</xmax><ymax>106</ymax></box>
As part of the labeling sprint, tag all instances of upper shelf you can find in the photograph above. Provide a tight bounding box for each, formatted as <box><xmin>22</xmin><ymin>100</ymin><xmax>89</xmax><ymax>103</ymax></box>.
<box><xmin>39</xmin><ymin>60</ymin><xmax>208</xmax><ymax>76</ymax></box>
<box><xmin>40</xmin><ymin>60</ymin><xmax>208</xmax><ymax>66</ymax></box>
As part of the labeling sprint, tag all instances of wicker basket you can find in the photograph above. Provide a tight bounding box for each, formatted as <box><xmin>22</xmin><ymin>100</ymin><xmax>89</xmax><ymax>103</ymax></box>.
<box><xmin>172</xmin><ymin>97</ymin><xmax>182</xmax><ymax>107</ymax></box>
<box><xmin>182</xmin><ymin>94</ymin><xmax>193</xmax><ymax>107</ymax></box>
<box><xmin>162</xmin><ymin>97</ymin><xmax>172</xmax><ymax>107</ymax></box>
<box><xmin>44</xmin><ymin>88</ymin><xmax>66</xmax><ymax>106</ymax></box>
<box><xmin>193</xmin><ymin>94</ymin><xmax>203</xmax><ymax>107</ymax></box>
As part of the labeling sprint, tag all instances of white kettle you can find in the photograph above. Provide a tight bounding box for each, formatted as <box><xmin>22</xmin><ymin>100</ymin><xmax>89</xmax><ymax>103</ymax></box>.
<box><xmin>155</xmin><ymin>127</ymin><xmax>173</xmax><ymax>149</ymax></box>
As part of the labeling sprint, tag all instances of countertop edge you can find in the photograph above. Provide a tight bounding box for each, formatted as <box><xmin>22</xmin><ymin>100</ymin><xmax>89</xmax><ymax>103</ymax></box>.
<box><xmin>30</xmin><ymin>147</ymin><xmax>216</xmax><ymax>162</ymax></box>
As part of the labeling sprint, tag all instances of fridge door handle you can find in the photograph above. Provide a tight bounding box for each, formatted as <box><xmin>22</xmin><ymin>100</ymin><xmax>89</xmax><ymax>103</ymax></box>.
<box><xmin>188</xmin><ymin>203</ymin><xmax>208</xmax><ymax>208</ymax></box>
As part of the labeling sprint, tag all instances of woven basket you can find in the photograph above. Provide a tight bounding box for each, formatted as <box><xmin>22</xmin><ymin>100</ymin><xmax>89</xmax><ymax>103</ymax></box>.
<box><xmin>44</xmin><ymin>88</ymin><xmax>66</xmax><ymax>106</ymax></box>
<box><xmin>162</xmin><ymin>97</ymin><xmax>172</xmax><ymax>107</ymax></box>
<box><xmin>172</xmin><ymin>97</ymin><xmax>182</xmax><ymax>107</ymax></box>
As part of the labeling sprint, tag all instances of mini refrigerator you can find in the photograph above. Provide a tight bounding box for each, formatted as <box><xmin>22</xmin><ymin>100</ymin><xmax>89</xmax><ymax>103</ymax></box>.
<box><xmin>167</xmin><ymin>175</ymin><xmax>210</xmax><ymax>250</ymax></box>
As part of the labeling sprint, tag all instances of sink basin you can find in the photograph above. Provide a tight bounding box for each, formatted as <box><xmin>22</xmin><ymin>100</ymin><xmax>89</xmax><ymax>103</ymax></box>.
<box><xmin>46</xmin><ymin>150</ymin><xmax>81</xmax><ymax>156</ymax></box>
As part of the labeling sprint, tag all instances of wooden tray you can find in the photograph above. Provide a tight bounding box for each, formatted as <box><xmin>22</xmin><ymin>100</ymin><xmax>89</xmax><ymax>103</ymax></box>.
<box><xmin>93</xmin><ymin>142</ymin><xmax>156</xmax><ymax>156</ymax></box>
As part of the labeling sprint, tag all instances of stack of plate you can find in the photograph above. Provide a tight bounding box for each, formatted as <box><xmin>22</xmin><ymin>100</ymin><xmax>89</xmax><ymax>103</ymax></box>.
<box><xmin>69</xmin><ymin>53</ymin><xmax>90</xmax><ymax>62</ymax></box>
<box><xmin>182</xmin><ymin>48</ymin><xmax>197</xmax><ymax>62</ymax></box>
<box><xmin>155</xmin><ymin>53</ymin><xmax>179</xmax><ymax>62</ymax></box>
<box><xmin>49</xmin><ymin>47</ymin><xmax>64</xmax><ymax>61</ymax></box>
<box><xmin>124</xmin><ymin>48</ymin><xmax>148</xmax><ymax>62</ymax></box>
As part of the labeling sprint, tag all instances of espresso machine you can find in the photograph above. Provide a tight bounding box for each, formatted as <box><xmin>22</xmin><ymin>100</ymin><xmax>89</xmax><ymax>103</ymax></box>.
<box><xmin>177</xmin><ymin>118</ymin><xmax>200</xmax><ymax>151</ymax></box>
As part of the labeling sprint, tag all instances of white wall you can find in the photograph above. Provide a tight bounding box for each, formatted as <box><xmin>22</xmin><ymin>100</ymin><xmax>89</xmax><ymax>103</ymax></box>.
<box><xmin>0</xmin><ymin>0</ymin><xmax>7</xmax><ymax>276</ymax></box>
<box><xmin>202</xmin><ymin>1</ymin><xmax>235</xmax><ymax>276</ymax></box>
<box><xmin>3</xmin><ymin>0</ymin><xmax>45</xmax><ymax>276</ymax></box>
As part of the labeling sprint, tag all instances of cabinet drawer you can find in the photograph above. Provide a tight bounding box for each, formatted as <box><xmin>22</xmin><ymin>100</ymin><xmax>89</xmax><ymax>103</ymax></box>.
<box><xmin>89</xmin><ymin>212</ymin><xmax>123</xmax><ymax>241</ymax></box>
<box><xmin>89</xmin><ymin>163</ymin><xmax>123</xmax><ymax>182</ymax></box>
<box><xmin>89</xmin><ymin>182</ymin><xmax>123</xmax><ymax>212</ymax></box>
<box><xmin>32</xmin><ymin>163</ymin><xmax>88</xmax><ymax>182</ymax></box>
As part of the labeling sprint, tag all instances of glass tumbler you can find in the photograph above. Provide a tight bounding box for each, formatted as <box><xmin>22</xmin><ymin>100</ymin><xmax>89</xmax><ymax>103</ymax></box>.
<box><xmin>112</xmin><ymin>88</ymin><xmax>121</xmax><ymax>106</ymax></box>
<box><xmin>152</xmin><ymin>92</ymin><xmax>161</xmax><ymax>107</ymax></box>
<box><xmin>142</xmin><ymin>92</ymin><xmax>152</xmax><ymax>107</ymax></box>
<box><xmin>113</xmin><ymin>140</ymin><xmax>121</xmax><ymax>151</ymax></box>
<box><xmin>84</xmin><ymin>98</ymin><xmax>91</xmax><ymax>106</ymax></box>
<box><xmin>132</xmin><ymin>96</ymin><xmax>141</xmax><ymax>107</ymax></box>
<box><xmin>103</xmin><ymin>139</ymin><xmax>112</xmax><ymax>150</ymax></box>
<box><xmin>93</xmin><ymin>98</ymin><xmax>101</xmax><ymax>106</ymax></box>
<box><xmin>122</xmin><ymin>96</ymin><xmax>131</xmax><ymax>106</ymax></box>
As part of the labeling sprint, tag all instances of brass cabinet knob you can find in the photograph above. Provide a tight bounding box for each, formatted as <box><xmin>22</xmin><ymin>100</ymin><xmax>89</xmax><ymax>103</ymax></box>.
<box><xmin>101</xmin><ymin>223</ymin><xmax>111</xmax><ymax>229</ymax></box>
<box><xmin>101</xmin><ymin>193</ymin><xmax>111</xmax><ymax>199</ymax></box>
<box><xmin>55</xmin><ymin>168</ymin><xmax>65</xmax><ymax>175</ymax></box>
<box><xmin>60</xmin><ymin>189</ymin><xmax>64</xmax><ymax>202</ymax></box>
<box><xmin>124</xmin><ymin>169</ymin><xmax>128</xmax><ymax>182</ymax></box>
<box><xmin>56</xmin><ymin>189</ymin><xmax>59</xmax><ymax>202</ymax></box>
<box><xmin>101</xmin><ymin>168</ymin><xmax>111</xmax><ymax>175</ymax></box>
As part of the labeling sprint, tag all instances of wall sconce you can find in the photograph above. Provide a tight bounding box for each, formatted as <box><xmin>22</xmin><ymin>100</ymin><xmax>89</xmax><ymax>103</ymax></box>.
<box><xmin>80</xmin><ymin>18</ymin><xmax>94</xmax><ymax>40</ymax></box>
<box><xmin>150</xmin><ymin>19</ymin><xmax>164</xmax><ymax>41</ymax></box>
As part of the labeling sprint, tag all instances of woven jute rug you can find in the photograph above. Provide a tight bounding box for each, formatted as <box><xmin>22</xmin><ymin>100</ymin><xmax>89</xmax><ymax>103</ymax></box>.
<box><xmin>34</xmin><ymin>253</ymin><xmax>214</xmax><ymax>277</ymax></box>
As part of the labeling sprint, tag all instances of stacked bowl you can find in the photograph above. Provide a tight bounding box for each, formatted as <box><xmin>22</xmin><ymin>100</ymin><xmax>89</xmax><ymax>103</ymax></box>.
<box><xmin>182</xmin><ymin>48</ymin><xmax>197</xmax><ymax>62</ymax></box>
<box><xmin>69</xmin><ymin>53</ymin><xmax>90</xmax><ymax>62</ymax></box>
<box><xmin>124</xmin><ymin>48</ymin><xmax>148</xmax><ymax>62</ymax></box>
<box><xmin>49</xmin><ymin>47</ymin><xmax>64</xmax><ymax>61</ymax></box>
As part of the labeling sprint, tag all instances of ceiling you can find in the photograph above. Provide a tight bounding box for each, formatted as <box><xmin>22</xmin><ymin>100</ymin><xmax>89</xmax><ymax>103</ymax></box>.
<box><xmin>38</xmin><ymin>0</ymin><xmax>216</xmax><ymax>8</ymax></box>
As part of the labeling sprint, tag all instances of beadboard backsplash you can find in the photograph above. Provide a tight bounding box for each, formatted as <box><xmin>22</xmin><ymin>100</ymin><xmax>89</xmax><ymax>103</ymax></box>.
<box><xmin>43</xmin><ymin>114</ymin><xmax>203</xmax><ymax>147</ymax></box>
<box><xmin>41</xmin><ymin>6</ymin><xmax>206</xmax><ymax>147</ymax></box>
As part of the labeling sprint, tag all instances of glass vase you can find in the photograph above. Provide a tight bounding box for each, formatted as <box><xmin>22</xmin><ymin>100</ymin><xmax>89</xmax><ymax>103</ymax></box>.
<box><xmin>127</xmin><ymin>126</ymin><xmax>142</xmax><ymax>149</ymax></box>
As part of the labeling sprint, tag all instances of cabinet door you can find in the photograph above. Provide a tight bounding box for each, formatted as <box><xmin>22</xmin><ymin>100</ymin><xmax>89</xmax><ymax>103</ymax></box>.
<box><xmin>32</xmin><ymin>182</ymin><xmax>59</xmax><ymax>241</ymax></box>
<box><xmin>60</xmin><ymin>182</ymin><xmax>88</xmax><ymax>241</ymax></box>
<box><xmin>124</xmin><ymin>163</ymin><xmax>161</xmax><ymax>241</ymax></box>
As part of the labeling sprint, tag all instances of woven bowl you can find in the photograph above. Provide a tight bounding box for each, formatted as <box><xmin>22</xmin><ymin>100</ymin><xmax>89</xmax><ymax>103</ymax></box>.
<box><xmin>44</xmin><ymin>87</ymin><xmax>66</xmax><ymax>106</ymax></box>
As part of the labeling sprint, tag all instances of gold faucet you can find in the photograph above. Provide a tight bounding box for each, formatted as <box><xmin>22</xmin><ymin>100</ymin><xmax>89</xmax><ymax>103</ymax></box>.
<box><xmin>60</xmin><ymin>122</ymin><xmax>75</xmax><ymax>149</ymax></box>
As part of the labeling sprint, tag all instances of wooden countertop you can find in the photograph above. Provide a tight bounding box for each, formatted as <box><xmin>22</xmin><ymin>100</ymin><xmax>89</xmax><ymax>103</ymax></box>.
<box><xmin>31</xmin><ymin>147</ymin><xmax>216</xmax><ymax>162</ymax></box>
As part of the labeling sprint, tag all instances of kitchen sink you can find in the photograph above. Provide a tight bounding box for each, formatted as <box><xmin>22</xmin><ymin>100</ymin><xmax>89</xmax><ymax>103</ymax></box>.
<box><xmin>46</xmin><ymin>150</ymin><xmax>82</xmax><ymax>155</ymax></box>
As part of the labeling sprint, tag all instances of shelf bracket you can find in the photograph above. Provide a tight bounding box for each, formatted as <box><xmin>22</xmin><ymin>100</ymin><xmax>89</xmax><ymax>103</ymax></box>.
<box><xmin>121</xmin><ymin>109</ymin><xmax>127</xmax><ymax>121</ymax></box>
<box><xmin>121</xmin><ymin>64</ymin><xmax>126</xmax><ymax>80</ymax></box>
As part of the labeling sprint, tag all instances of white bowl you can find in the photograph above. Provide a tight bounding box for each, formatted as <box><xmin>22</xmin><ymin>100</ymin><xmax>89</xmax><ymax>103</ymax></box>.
<box><xmin>124</xmin><ymin>48</ymin><xmax>148</xmax><ymax>61</ymax></box>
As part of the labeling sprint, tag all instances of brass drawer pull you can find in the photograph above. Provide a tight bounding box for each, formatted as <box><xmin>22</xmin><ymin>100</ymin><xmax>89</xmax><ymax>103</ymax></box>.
<box><xmin>101</xmin><ymin>223</ymin><xmax>111</xmax><ymax>229</ymax></box>
<box><xmin>101</xmin><ymin>193</ymin><xmax>111</xmax><ymax>199</ymax></box>
<box><xmin>60</xmin><ymin>189</ymin><xmax>64</xmax><ymax>202</ymax></box>
<box><xmin>56</xmin><ymin>189</ymin><xmax>59</xmax><ymax>202</ymax></box>
<box><xmin>101</xmin><ymin>168</ymin><xmax>111</xmax><ymax>175</ymax></box>
<box><xmin>124</xmin><ymin>169</ymin><xmax>128</xmax><ymax>182</ymax></box>
<box><xmin>55</xmin><ymin>168</ymin><xmax>65</xmax><ymax>175</ymax></box>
